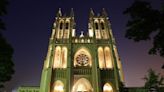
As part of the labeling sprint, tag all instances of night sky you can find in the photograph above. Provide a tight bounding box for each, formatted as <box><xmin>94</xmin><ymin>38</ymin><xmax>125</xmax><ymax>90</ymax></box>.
<box><xmin>2</xmin><ymin>0</ymin><xmax>164</xmax><ymax>91</ymax></box>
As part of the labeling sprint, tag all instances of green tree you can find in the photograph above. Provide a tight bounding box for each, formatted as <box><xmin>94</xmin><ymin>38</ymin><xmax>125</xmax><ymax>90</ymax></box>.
<box><xmin>0</xmin><ymin>0</ymin><xmax>14</xmax><ymax>88</ymax></box>
<box><xmin>119</xmin><ymin>81</ymin><xmax>126</xmax><ymax>92</ymax></box>
<box><xmin>123</xmin><ymin>0</ymin><xmax>164</xmax><ymax>57</ymax></box>
<box><xmin>143</xmin><ymin>69</ymin><xmax>164</xmax><ymax>92</ymax></box>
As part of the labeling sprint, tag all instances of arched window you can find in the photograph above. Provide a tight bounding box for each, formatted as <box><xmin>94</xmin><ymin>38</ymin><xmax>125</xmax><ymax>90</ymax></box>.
<box><xmin>94</xmin><ymin>21</ymin><xmax>101</xmax><ymax>39</ymax></box>
<box><xmin>53</xmin><ymin>80</ymin><xmax>64</xmax><ymax>92</ymax></box>
<box><xmin>104</xmin><ymin>47</ymin><xmax>113</xmax><ymax>69</ymax></box>
<box><xmin>53</xmin><ymin>46</ymin><xmax>61</xmax><ymax>68</ymax></box>
<box><xmin>65</xmin><ymin>22</ymin><xmax>69</xmax><ymax>29</ymax></box>
<box><xmin>98</xmin><ymin>47</ymin><xmax>105</xmax><ymax>68</ymax></box>
<box><xmin>74</xmin><ymin>47</ymin><xmax>92</xmax><ymax>67</ymax></box>
<box><xmin>62</xmin><ymin>47</ymin><xmax>67</xmax><ymax>68</ymax></box>
<box><xmin>100</xmin><ymin>21</ymin><xmax>109</xmax><ymax>39</ymax></box>
<box><xmin>63</xmin><ymin>22</ymin><xmax>70</xmax><ymax>39</ymax></box>
<box><xmin>72</xmin><ymin>78</ymin><xmax>93</xmax><ymax>92</ymax></box>
<box><xmin>103</xmin><ymin>83</ymin><xmax>113</xmax><ymax>92</ymax></box>
<box><xmin>95</xmin><ymin>22</ymin><xmax>99</xmax><ymax>30</ymax></box>
<box><xmin>53</xmin><ymin>46</ymin><xmax>68</xmax><ymax>68</ymax></box>
<box><xmin>60</xmin><ymin>22</ymin><xmax>63</xmax><ymax>30</ymax></box>
<box><xmin>101</xmin><ymin>22</ymin><xmax>105</xmax><ymax>30</ymax></box>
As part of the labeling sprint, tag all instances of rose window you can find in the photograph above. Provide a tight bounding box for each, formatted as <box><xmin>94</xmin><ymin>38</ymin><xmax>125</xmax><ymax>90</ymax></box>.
<box><xmin>76</xmin><ymin>54</ymin><xmax>89</xmax><ymax>66</ymax></box>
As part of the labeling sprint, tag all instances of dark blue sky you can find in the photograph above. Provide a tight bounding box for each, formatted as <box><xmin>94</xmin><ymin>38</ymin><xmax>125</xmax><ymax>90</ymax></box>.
<box><xmin>3</xmin><ymin>0</ymin><xmax>164</xmax><ymax>91</ymax></box>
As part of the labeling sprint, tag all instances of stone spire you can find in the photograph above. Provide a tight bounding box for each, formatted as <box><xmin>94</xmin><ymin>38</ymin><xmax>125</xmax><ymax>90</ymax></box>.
<box><xmin>89</xmin><ymin>8</ymin><xmax>94</xmax><ymax>17</ymax></box>
<box><xmin>57</xmin><ymin>8</ymin><xmax>62</xmax><ymax>17</ymax></box>
<box><xmin>70</xmin><ymin>8</ymin><xmax>74</xmax><ymax>17</ymax></box>
<box><xmin>102</xmin><ymin>8</ymin><xmax>108</xmax><ymax>17</ymax></box>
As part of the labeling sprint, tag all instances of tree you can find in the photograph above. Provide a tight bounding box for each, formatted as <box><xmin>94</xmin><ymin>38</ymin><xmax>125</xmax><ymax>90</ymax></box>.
<box><xmin>119</xmin><ymin>81</ymin><xmax>127</xmax><ymax>92</ymax></box>
<box><xmin>0</xmin><ymin>0</ymin><xmax>8</xmax><ymax>30</ymax></box>
<box><xmin>0</xmin><ymin>0</ymin><xmax>14</xmax><ymax>89</ymax></box>
<box><xmin>143</xmin><ymin>69</ymin><xmax>164</xmax><ymax>92</ymax></box>
<box><xmin>123</xmin><ymin>0</ymin><xmax>164</xmax><ymax>57</ymax></box>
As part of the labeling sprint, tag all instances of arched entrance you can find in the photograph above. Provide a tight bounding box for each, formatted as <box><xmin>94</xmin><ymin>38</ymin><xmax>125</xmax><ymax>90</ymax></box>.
<box><xmin>72</xmin><ymin>78</ymin><xmax>93</xmax><ymax>92</ymax></box>
<box><xmin>103</xmin><ymin>83</ymin><xmax>113</xmax><ymax>92</ymax></box>
<box><xmin>52</xmin><ymin>80</ymin><xmax>64</xmax><ymax>92</ymax></box>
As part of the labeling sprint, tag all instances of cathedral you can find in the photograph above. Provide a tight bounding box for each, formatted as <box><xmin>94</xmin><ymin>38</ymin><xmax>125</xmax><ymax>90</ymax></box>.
<box><xmin>18</xmin><ymin>8</ymin><xmax>125</xmax><ymax>92</ymax></box>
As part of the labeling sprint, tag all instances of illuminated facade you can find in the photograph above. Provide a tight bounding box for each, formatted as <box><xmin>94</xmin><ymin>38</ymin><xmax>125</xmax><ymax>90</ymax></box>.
<box><xmin>18</xmin><ymin>8</ymin><xmax>125</xmax><ymax>92</ymax></box>
<box><xmin>39</xmin><ymin>8</ymin><xmax>124</xmax><ymax>92</ymax></box>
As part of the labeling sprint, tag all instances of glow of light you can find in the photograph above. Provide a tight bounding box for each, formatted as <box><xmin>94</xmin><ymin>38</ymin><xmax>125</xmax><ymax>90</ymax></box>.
<box><xmin>103</xmin><ymin>83</ymin><xmax>113</xmax><ymax>92</ymax></box>
<box><xmin>89</xmin><ymin>29</ymin><xmax>93</xmax><ymax>37</ymax></box>
<box><xmin>77</xmin><ymin>84</ymin><xmax>87</xmax><ymax>91</ymax></box>
<box><xmin>54</xmin><ymin>85</ymin><xmax>64</xmax><ymax>91</ymax></box>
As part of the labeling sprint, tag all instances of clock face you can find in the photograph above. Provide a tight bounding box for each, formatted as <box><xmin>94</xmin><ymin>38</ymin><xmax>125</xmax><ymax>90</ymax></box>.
<box><xmin>76</xmin><ymin>54</ymin><xmax>89</xmax><ymax>66</ymax></box>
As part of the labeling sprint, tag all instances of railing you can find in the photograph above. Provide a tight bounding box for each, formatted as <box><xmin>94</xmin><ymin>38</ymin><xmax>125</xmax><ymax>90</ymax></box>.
<box><xmin>52</xmin><ymin>69</ymin><xmax>67</xmax><ymax>78</ymax></box>
<box><xmin>72</xmin><ymin>37</ymin><xmax>93</xmax><ymax>43</ymax></box>
<box><xmin>73</xmin><ymin>67</ymin><xmax>92</xmax><ymax>75</ymax></box>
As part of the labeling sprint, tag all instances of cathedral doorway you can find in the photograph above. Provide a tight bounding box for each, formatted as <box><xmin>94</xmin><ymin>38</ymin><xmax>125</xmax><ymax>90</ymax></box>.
<box><xmin>72</xmin><ymin>78</ymin><xmax>93</xmax><ymax>92</ymax></box>
<box><xmin>52</xmin><ymin>80</ymin><xmax>64</xmax><ymax>92</ymax></box>
<box><xmin>103</xmin><ymin>83</ymin><xmax>113</xmax><ymax>92</ymax></box>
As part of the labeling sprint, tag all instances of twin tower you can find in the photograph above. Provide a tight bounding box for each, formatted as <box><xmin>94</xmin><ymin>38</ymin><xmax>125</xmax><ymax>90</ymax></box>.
<box><xmin>40</xmin><ymin>8</ymin><xmax>124</xmax><ymax>92</ymax></box>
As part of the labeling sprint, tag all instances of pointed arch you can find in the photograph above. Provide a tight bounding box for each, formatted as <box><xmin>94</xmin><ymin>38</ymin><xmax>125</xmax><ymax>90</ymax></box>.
<box><xmin>56</xmin><ymin>20</ymin><xmax>64</xmax><ymax>39</ymax></box>
<box><xmin>104</xmin><ymin>47</ymin><xmax>113</xmax><ymax>69</ymax></box>
<box><xmin>103</xmin><ymin>83</ymin><xmax>113</xmax><ymax>92</ymax></box>
<box><xmin>100</xmin><ymin>20</ymin><xmax>109</xmax><ymax>39</ymax></box>
<box><xmin>61</xmin><ymin>46</ymin><xmax>67</xmax><ymax>68</ymax></box>
<box><xmin>65</xmin><ymin>22</ymin><xmax>69</xmax><ymax>29</ymax></box>
<box><xmin>94</xmin><ymin>20</ymin><xmax>101</xmax><ymax>39</ymax></box>
<box><xmin>100</xmin><ymin>21</ymin><xmax>105</xmax><ymax>30</ymax></box>
<box><xmin>95</xmin><ymin>22</ymin><xmax>99</xmax><ymax>30</ymax></box>
<box><xmin>53</xmin><ymin>46</ymin><xmax>61</xmax><ymax>68</ymax></box>
<box><xmin>53</xmin><ymin>80</ymin><xmax>64</xmax><ymax>92</ymax></box>
<box><xmin>98</xmin><ymin>47</ymin><xmax>105</xmax><ymax>68</ymax></box>
<box><xmin>72</xmin><ymin>78</ymin><xmax>93</xmax><ymax>92</ymax></box>
<box><xmin>59</xmin><ymin>21</ymin><xmax>63</xmax><ymax>30</ymax></box>
<box><xmin>64</xmin><ymin>21</ymin><xmax>70</xmax><ymax>39</ymax></box>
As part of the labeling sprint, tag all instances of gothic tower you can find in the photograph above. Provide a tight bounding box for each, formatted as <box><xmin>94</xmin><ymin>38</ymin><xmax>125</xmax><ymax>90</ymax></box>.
<box><xmin>39</xmin><ymin>8</ymin><xmax>124</xmax><ymax>92</ymax></box>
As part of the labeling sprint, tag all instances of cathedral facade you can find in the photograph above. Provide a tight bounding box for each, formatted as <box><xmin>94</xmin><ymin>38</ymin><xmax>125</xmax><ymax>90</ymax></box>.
<box><xmin>18</xmin><ymin>9</ymin><xmax>124</xmax><ymax>92</ymax></box>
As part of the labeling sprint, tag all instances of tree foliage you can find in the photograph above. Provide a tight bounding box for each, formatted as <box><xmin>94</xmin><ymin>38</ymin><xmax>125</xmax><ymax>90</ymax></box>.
<box><xmin>0</xmin><ymin>0</ymin><xmax>14</xmax><ymax>88</ymax></box>
<box><xmin>123</xmin><ymin>0</ymin><xmax>164</xmax><ymax>57</ymax></box>
<box><xmin>0</xmin><ymin>34</ymin><xmax>14</xmax><ymax>88</ymax></box>
<box><xmin>143</xmin><ymin>69</ymin><xmax>164</xmax><ymax>92</ymax></box>
<box><xmin>0</xmin><ymin>0</ymin><xmax>8</xmax><ymax>30</ymax></box>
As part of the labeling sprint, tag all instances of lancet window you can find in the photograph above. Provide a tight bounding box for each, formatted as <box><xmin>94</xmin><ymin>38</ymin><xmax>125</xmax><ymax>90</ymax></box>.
<box><xmin>53</xmin><ymin>46</ymin><xmax>67</xmax><ymax>68</ymax></box>
<box><xmin>65</xmin><ymin>22</ymin><xmax>69</xmax><ymax>29</ymax></box>
<box><xmin>98</xmin><ymin>46</ymin><xmax>113</xmax><ymax>69</ymax></box>
<box><xmin>104</xmin><ymin>47</ymin><xmax>113</xmax><ymax>68</ymax></box>
<box><xmin>101</xmin><ymin>22</ymin><xmax>105</xmax><ymax>30</ymax></box>
<box><xmin>59</xmin><ymin>22</ymin><xmax>63</xmax><ymax>30</ymax></box>
<box><xmin>94</xmin><ymin>21</ymin><xmax>101</xmax><ymax>39</ymax></box>
<box><xmin>98</xmin><ymin>47</ymin><xmax>105</xmax><ymax>68</ymax></box>
<box><xmin>63</xmin><ymin>21</ymin><xmax>70</xmax><ymax>39</ymax></box>
<box><xmin>95</xmin><ymin>22</ymin><xmax>99</xmax><ymax>30</ymax></box>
